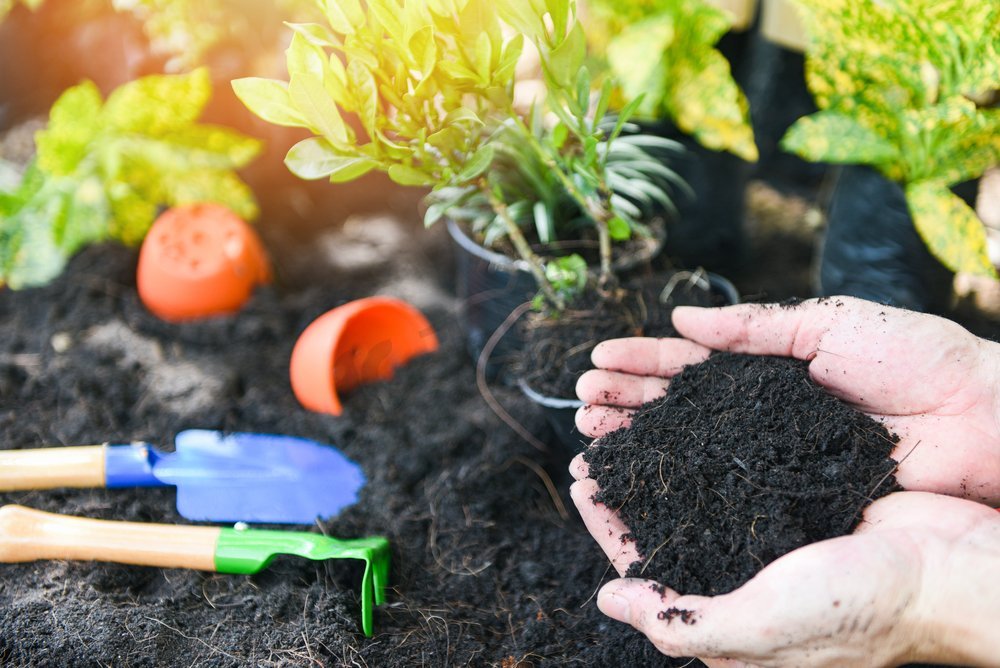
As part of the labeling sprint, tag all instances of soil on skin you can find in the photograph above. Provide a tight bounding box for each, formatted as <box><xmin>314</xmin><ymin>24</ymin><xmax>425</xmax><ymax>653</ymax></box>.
<box><xmin>584</xmin><ymin>352</ymin><xmax>900</xmax><ymax>596</ymax></box>
<box><xmin>521</xmin><ymin>273</ymin><xmax>723</xmax><ymax>399</ymax></box>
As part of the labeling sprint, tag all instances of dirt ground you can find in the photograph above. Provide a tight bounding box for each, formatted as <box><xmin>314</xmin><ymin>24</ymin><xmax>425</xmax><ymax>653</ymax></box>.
<box><xmin>0</xmin><ymin>174</ymin><xmax>984</xmax><ymax>667</ymax></box>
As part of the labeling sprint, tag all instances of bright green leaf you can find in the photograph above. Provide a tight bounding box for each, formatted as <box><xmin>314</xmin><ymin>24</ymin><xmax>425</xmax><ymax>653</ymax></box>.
<box><xmin>608</xmin><ymin>215</ymin><xmax>631</xmax><ymax>241</ymax></box>
<box><xmin>474</xmin><ymin>32</ymin><xmax>493</xmax><ymax>83</ymax></box>
<box><xmin>289</xmin><ymin>71</ymin><xmax>349</xmax><ymax>143</ymax></box>
<box><xmin>495</xmin><ymin>0</ymin><xmax>544</xmax><ymax>40</ymax></box>
<box><xmin>388</xmin><ymin>164</ymin><xmax>434</xmax><ymax>186</ymax></box>
<box><xmin>607</xmin><ymin>15</ymin><xmax>674</xmax><ymax>109</ymax></box>
<box><xmin>545</xmin><ymin>20</ymin><xmax>585</xmax><ymax>90</ymax></box>
<box><xmin>324</xmin><ymin>0</ymin><xmax>363</xmax><ymax>34</ymax></box>
<box><xmin>456</xmin><ymin>143</ymin><xmax>495</xmax><ymax>182</ymax></box>
<box><xmin>444</xmin><ymin>107</ymin><xmax>484</xmax><ymax>127</ymax></box>
<box><xmin>495</xmin><ymin>33</ymin><xmax>524</xmax><ymax>83</ymax></box>
<box><xmin>286</xmin><ymin>21</ymin><xmax>342</xmax><ymax>48</ymax></box>
<box><xmin>285</xmin><ymin>137</ymin><xmax>376</xmax><ymax>181</ymax></box>
<box><xmin>347</xmin><ymin>61</ymin><xmax>378</xmax><ymax>136</ymax></box>
<box><xmin>286</xmin><ymin>31</ymin><xmax>327</xmax><ymax>78</ymax></box>
<box><xmin>232</xmin><ymin>77</ymin><xmax>309</xmax><ymax>128</ymax></box>
<box><xmin>408</xmin><ymin>24</ymin><xmax>437</xmax><ymax>76</ymax></box>
<box><xmin>551</xmin><ymin>122</ymin><xmax>569</xmax><ymax>149</ymax></box>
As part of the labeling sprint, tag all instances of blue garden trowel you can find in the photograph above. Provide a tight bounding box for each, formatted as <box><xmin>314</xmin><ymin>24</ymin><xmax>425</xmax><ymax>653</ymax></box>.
<box><xmin>0</xmin><ymin>430</ymin><xmax>365</xmax><ymax>524</ymax></box>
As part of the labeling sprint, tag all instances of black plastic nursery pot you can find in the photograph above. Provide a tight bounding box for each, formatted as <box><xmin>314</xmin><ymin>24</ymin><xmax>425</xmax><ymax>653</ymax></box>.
<box><xmin>521</xmin><ymin>272</ymin><xmax>741</xmax><ymax>453</ymax></box>
<box><xmin>639</xmin><ymin>120</ymin><xmax>753</xmax><ymax>275</ymax></box>
<box><xmin>517</xmin><ymin>376</ymin><xmax>588</xmax><ymax>452</ymax></box>
<box><xmin>447</xmin><ymin>218</ymin><xmax>537</xmax><ymax>378</ymax></box>
<box><xmin>820</xmin><ymin>165</ymin><xmax>978</xmax><ymax>312</ymax></box>
<box><xmin>446</xmin><ymin>218</ymin><xmax>663</xmax><ymax>379</ymax></box>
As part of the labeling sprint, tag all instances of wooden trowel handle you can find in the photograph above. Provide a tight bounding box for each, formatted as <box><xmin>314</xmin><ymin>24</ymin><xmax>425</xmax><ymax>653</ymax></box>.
<box><xmin>0</xmin><ymin>446</ymin><xmax>106</xmax><ymax>490</ymax></box>
<box><xmin>0</xmin><ymin>505</ymin><xmax>221</xmax><ymax>571</ymax></box>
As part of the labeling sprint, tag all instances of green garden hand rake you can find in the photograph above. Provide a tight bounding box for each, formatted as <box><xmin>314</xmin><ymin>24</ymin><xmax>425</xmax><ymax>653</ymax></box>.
<box><xmin>0</xmin><ymin>505</ymin><xmax>389</xmax><ymax>636</ymax></box>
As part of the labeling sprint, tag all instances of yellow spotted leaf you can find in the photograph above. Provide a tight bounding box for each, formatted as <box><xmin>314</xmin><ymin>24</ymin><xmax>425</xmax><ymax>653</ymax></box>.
<box><xmin>35</xmin><ymin>81</ymin><xmax>104</xmax><ymax>176</ymax></box>
<box><xmin>781</xmin><ymin>110</ymin><xmax>899</xmax><ymax>167</ymax></box>
<box><xmin>596</xmin><ymin>0</ymin><xmax>757</xmax><ymax>160</ymax></box>
<box><xmin>906</xmin><ymin>181</ymin><xmax>996</xmax><ymax>278</ymax></box>
<box><xmin>103</xmin><ymin>68</ymin><xmax>211</xmax><ymax>136</ymax></box>
<box><xmin>670</xmin><ymin>49</ymin><xmax>757</xmax><ymax>162</ymax></box>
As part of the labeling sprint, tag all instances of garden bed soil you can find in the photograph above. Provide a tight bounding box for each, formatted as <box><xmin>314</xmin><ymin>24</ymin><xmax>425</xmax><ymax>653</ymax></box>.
<box><xmin>0</xmin><ymin>224</ymin><xmax>697</xmax><ymax>667</ymax></box>
<box><xmin>584</xmin><ymin>351</ymin><xmax>900</xmax><ymax>596</ymax></box>
<box><xmin>521</xmin><ymin>273</ymin><xmax>722</xmax><ymax>399</ymax></box>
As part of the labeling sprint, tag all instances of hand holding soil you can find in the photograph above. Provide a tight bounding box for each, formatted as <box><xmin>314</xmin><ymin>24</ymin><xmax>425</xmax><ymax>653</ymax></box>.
<box><xmin>568</xmin><ymin>476</ymin><xmax>1000</xmax><ymax>668</ymax></box>
<box><xmin>576</xmin><ymin>296</ymin><xmax>1000</xmax><ymax>505</ymax></box>
<box><xmin>571</xmin><ymin>296</ymin><xmax>1000</xmax><ymax>666</ymax></box>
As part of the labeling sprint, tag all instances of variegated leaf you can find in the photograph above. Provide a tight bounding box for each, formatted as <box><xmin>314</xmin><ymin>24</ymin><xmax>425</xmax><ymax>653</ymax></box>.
<box><xmin>781</xmin><ymin>111</ymin><xmax>899</xmax><ymax>167</ymax></box>
<box><xmin>670</xmin><ymin>49</ymin><xmax>757</xmax><ymax>162</ymax></box>
<box><xmin>906</xmin><ymin>180</ymin><xmax>996</xmax><ymax>277</ymax></box>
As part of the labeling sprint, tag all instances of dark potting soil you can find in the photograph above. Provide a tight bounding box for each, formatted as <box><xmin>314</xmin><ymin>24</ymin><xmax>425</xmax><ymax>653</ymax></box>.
<box><xmin>584</xmin><ymin>352</ymin><xmax>901</xmax><ymax>597</ymax></box>
<box><xmin>521</xmin><ymin>273</ymin><xmax>722</xmax><ymax>399</ymax></box>
<box><xmin>0</xmin><ymin>227</ymin><xmax>697</xmax><ymax>667</ymax></box>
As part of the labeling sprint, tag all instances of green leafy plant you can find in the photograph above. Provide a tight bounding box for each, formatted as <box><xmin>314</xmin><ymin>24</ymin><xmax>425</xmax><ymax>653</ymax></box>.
<box><xmin>782</xmin><ymin>0</ymin><xmax>1000</xmax><ymax>277</ymax></box>
<box><xmin>586</xmin><ymin>0</ymin><xmax>758</xmax><ymax>162</ymax></box>
<box><xmin>234</xmin><ymin>0</ymin><xmax>682</xmax><ymax>310</ymax></box>
<box><xmin>0</xmin><ymin>68</ymin><xmax>261</xmax><ymax>288</ymax></box>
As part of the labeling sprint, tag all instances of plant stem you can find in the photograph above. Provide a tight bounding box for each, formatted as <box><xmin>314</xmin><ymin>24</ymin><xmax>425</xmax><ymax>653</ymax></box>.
<box><xmin>596</xmin><ymin>217</ymin><xmax>612</xmax><ymax>285</ymax></box>
<box><xmin>482</xmin><ymin>183</ymin><xmax>564</xmax><ymax>310</ymax></box>
<box><xmin>508</xmin><ymin>112</ymin><xmax>615</xmax><ymax>286</ymax></box>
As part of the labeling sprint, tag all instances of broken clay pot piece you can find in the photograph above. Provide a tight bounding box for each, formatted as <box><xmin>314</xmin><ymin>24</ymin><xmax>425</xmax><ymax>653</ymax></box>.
<box><xmin>290</xmin><ymin>297</ymin><xmax>439</xmax><ymax>416</ymax></box>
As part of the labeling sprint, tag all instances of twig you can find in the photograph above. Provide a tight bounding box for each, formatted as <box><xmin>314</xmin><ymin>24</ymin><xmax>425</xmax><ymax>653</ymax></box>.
<box><xmin>863</xmin><ymin>439</ymin><xmax>921</xmax><ymax>505</ymax></box>
<box><xmin>639</xmin><ymin>520</ymin><xmax>691</xmax><ymax>575</ymax></box>
<box><xmin>482</xmin><ymin>185</ymin><xmax>562</xmax><ymax>309</ymax></box>
<box><xmin>507</xmin><ymin>455</ymin><xmax>570</xmax><ymax>521</ymax></box>
<box><xmin>144</xmin><ymin>616</ymin><xmax>239</xmax><ymax>662</ymax></box>
<box><xmin>579</xmin><ymin>562</ymin><xmax>614</xmax><ymax>608</ymax></box>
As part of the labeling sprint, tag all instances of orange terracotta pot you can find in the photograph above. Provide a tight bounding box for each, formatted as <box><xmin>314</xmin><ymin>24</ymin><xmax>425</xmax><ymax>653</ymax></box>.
<box><xmin>137</xmin><ymin>204</ymin><xmax>271</xmax><ymax>321</ymax></box>
<box><xmin>290</xmin><ymin>297</ymin><xmax>439</xmax><ymax>416</ymax></box>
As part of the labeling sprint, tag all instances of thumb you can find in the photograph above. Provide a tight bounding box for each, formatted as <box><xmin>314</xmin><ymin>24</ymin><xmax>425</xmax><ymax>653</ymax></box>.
<box><xmin>597</xmin><ymin>578</ymin><xmax>734</xmax><ymax>662</ymax></box>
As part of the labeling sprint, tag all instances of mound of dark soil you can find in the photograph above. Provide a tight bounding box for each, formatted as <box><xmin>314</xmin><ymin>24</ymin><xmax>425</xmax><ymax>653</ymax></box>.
<box><xmin>584</xmin><ymin>353</ymin><xmax>900</xmax><ymax>596</ymax></box>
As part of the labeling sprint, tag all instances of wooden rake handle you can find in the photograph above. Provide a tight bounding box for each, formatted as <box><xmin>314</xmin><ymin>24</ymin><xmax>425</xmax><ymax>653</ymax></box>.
<box><xmin>0</xmin><ymin>505</ymin><xmax>220</xmax><ymax>571</ymax></box>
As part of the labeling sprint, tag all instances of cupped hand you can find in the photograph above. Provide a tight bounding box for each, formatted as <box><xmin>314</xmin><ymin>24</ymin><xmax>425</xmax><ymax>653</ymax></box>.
<box><xmin>570</xmin><ymin>454</ymin><xmax>1000</xmax><ymax>667</ymax></box>
<box><xmin>575</xmin><ymin>297</ymin><xmax>1000</xmax><ymax>505</ymax></box>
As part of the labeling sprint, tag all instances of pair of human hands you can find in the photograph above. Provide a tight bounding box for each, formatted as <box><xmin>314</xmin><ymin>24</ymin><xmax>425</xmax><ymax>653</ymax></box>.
<box><xmin>571</xmin><ymin>297</ymin><xmax>1000</xmax><ymax>667</ymax></box>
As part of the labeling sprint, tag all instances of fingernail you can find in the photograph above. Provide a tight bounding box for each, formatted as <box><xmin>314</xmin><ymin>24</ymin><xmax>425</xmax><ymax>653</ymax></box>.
<box><xmin>597</xmin><ymin>582</ymin><xmax>631</xmax><ymax>623</ymax></box>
